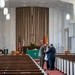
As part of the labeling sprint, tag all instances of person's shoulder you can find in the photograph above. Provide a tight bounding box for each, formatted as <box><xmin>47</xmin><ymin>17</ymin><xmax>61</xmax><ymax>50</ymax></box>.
<box><xmin>49</xmin><ymin>47</ymin><xmax>51</xmax><ymax>50</ymax></box>
<box><xmin>40</xmin><ymin>45</ymin><xmax>44</xmax><ymax>49</ymax></box>
<box><xmin>51</xmin><ymin>47</ymin><xmax>55</xmax><ymax>50</ymax></box>
<box><xmin>53</xmin><ymin>47</ymin><xmax>56</xmax><ymax>50</ymax></box>
<box><xmin>40</xmin><ymin>45</ymin><xmax>44</xmax><ymax>48</ymax></box>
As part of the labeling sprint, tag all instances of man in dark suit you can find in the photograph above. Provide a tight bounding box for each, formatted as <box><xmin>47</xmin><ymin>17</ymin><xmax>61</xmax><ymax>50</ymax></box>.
<box><xmin>46</xmin><ymin>44</ymin><xmax>56</xmax><ymax>70</ymax></box>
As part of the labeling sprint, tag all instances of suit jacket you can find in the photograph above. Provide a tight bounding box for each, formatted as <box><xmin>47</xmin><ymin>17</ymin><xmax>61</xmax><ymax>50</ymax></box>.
<box><xmin>46</xmin><ymin>47</ymin><xmax>56</xmax><ymax>59</ymax></box>
<box><xmin>38</xmin><ymin>45</ymin><xmax>45</xmax><ymax>57</ymax></box>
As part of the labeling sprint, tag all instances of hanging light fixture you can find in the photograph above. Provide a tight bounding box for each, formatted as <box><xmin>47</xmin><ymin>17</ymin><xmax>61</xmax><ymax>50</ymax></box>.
<box><xmin>6</xmin><ymin>13</ymin><xmax>10</xmax><ymax>20</ymax></box>
<box><xmin>6</xmin><ymin>0</ymin><xmax>10</xmax><ymax>20</ymax></box>
<box><xmin>66</xmin><ymin>14</ymin><xmax>70</xmax><ymax>20</ymax></box>
<box><xmin>66</xmin><ymin>3</ymin><xmax>70</xmax><ymax>20</ymax></box>
<box><xmin>0</xmin><ymin>0</ymin><xmax>5</xmax><ymax>8</ymax></box>
<box><xmin>3</xmin><ymin>7</ymin><xmax>8</xmax><ymax>15</ymax></box>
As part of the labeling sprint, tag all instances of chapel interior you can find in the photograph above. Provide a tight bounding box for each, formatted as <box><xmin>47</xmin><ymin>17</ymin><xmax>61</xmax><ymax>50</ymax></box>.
<box><xmin>0</xmin><ymin>0</ymin><xmax>75</xmax><ymax>75</ymax></box>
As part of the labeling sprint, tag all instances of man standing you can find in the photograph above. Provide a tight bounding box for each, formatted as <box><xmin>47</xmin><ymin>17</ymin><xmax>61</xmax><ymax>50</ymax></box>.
<box><xmin>46</xmin><ymin>44</ymin><xmax>56</xmax><ymax>70</ymax></box>
<box><xmin>38</xmin><ymin>44</ymin><xmax>47</xmax><ymax>69</ymax></box>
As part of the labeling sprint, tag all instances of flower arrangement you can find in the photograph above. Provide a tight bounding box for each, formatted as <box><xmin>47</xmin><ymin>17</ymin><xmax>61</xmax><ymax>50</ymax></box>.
<box><xmin>30</xmin><ymin>41</ymin><xmax>37</xmax><ymax>46</ymax></box>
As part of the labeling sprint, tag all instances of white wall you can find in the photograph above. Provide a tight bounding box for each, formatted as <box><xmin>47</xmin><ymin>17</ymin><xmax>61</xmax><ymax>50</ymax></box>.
<box><xmin>9</xmin><ymin>8</ymin><xmax>16</xmax><ymax>53</ymax></box>
<box><xmin>69</xmin><ymin>22</ymin><xmax>75</xmax><ymax>53</ymax></box>
<box><xmin>0</xmin><ymin>8</ymin><xmax>16</xmax><ymax>53</ymax></box>
<box><xmin>49</xmin><ymin>8</ymin><xmax>71</xmax><ymax>53</ymax></box>
<box><xmin>0</xmin><ymin>9</ymin><xmax>4</xmax><ymax>49</ymax></box>
<box><xmin>70</xmin><ymin>37</ymin><xmax>75</xmax><ymax>53</ymax></box>
<box><xmin>0</xmin><ymin>7</ymin><xmax>74</xmax><ymax>53</ymax></box>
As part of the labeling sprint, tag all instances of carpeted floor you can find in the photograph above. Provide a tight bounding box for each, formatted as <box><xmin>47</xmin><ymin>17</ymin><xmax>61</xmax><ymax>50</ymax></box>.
<box><xmin>35</xmin><ymin>59</ymin><xmax>64</xmax><ymax>75</ymax></box>
<box><xmin>46</xmin><ymin>70</ymin><xmax>64</xmax><ymax>75</ymax></box>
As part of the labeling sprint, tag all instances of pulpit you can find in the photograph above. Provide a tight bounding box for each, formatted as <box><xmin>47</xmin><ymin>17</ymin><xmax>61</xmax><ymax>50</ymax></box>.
<box><xmin>22</xmin><ymin>46</ymin><xmax>40</xmax><ymax>54</ymax></box>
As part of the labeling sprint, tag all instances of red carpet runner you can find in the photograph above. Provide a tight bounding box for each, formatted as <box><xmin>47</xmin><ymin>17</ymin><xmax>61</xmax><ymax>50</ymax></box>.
<box><xmin>35</xmin><ymin>59</ymin><xmax>64</xmax><ymax>75</ymax></box>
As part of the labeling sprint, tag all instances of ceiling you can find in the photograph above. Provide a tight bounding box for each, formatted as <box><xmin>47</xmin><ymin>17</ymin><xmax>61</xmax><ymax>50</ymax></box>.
<box><xmin>60</xmin><ymin>0</ymin><xmax>75</xmax><ymax>4</ymax></box>
<box><xmin>4</xmin><ymin>0</ymin><xmax>73</xmax><ymax>11</ymax></box>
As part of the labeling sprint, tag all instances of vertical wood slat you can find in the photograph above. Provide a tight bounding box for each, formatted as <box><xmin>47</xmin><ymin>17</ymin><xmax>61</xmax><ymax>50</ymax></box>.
<box><xmin>70</xmin><ymin>61</ymin><xmax>73</xmax><ymax>75</ymax></box>
<box><xmin>61</xmin><ymin>59</ymin><xmax>64</xmax><ymax>73</ymax></box>
<box><xmin>16</xmin><ymin>7</ymin><xmax>49</xmax><ymax>50</ymax></box>
<box><xmin>67</xmin><ymin>60</ymin><xmax>70</xmax><ymax>75</ymax></box>
<box><xmin>64</xmin><ymin>60</ymin><xmax>67</xmax><ymax>74</ymax></box>
<box><xmin>56</xmin><ymin>56</ymin><xmax>75</xmax><ymax>75</ymax></box>
<box><xmin>74</xmin><ymin>63</ymin><xmax>75</xmax><ymax>75</ymax></box>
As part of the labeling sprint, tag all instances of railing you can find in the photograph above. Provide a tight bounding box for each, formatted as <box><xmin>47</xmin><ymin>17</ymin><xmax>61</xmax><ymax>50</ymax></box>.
<box><xmin>55</xmin><ymin>54</ymin><xmax>75</xmax><ymax>75</ymax></box>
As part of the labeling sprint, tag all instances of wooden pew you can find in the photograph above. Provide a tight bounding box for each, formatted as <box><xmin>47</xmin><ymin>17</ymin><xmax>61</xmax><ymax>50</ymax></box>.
<box><xmin>0</xmin><ymin>54</ymin><xmax>47</xmax><ymax>75</ymax></box>
<box><xmin>0</xmin><ymin>72</ymin><xmax>44</xmax><ymax>75</ymax></box>
<box><xmin>56</xmin><ymin>54</ymin><xmax>75</xmax><ymax>75</ymax></box>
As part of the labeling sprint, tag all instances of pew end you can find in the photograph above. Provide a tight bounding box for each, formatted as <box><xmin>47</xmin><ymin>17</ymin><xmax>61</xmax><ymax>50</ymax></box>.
<box><xmin>65</xmin><ymin>50</ymin><xmax>70</xmax><ymax>55</ymax></box>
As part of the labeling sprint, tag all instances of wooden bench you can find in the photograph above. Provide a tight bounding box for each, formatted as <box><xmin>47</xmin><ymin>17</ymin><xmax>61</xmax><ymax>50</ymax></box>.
<box><xmin>0</xmin><ymin>72</ymin><xmax>44</xmax><ymax>75</ymax></box>
<box><xmin>0</xmin><ymin>54</ymin><xmax>47</xmax><ymax>75</ymax></box>
<box><xmin>56</xmin><ymin>54</ymin><xmax>75</xmax><ymax>75</ymax></box>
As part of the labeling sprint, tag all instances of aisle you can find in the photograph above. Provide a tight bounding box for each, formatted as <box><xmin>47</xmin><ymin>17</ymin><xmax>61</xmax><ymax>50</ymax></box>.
<box><xmin>35</xmin><ymin>59</ymin><xmax>65</xmax><ymax>75</ymax></box>
<box><xmin>43</xmin><ymin>62</ymin><xmax>64</xmax><ymax>75</ymax></box>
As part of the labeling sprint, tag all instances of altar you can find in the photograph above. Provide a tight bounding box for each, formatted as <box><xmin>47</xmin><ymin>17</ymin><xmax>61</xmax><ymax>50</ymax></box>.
<box><xmin>22</xmin><ymin>46</ymin><xmax>40</xmax><ymax>54</ymax></box>
<box><xmin>26</xmin><ymin>49</ymin><xmax>39</xmax><ymax>58</ymax></box>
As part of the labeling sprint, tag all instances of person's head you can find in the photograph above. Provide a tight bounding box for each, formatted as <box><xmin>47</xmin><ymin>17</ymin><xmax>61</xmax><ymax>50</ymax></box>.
<box><xmin>48</xmin><ymin>46</ymin><xmax>50</xmax><ymax>48</ymax></box>
<box><xmin>44</xmin><ymin>44</ymin><xmax>47</xmax><ymax>47</ymax></box>
<box><xmin>50</xmin><ymin>44</ymin><xmax>53</xmax><ymax>47</ymax></box>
